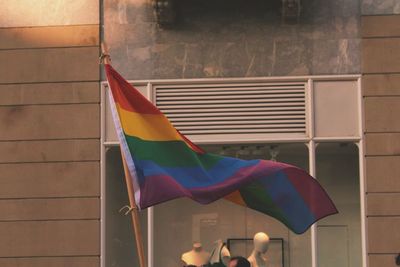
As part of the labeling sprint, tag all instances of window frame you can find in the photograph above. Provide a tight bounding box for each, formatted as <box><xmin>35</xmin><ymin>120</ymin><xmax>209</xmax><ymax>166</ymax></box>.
<box><xmin>100</xmin><ymin>74</ymin><xmax>366</xmax><ymax>267</ymax></box>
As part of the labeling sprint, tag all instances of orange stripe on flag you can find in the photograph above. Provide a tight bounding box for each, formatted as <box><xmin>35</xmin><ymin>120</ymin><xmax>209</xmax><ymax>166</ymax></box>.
<box><xmin>224</xmin><ymin>190</ymin><xmax>247</xmax><ymax>207</ymax></box>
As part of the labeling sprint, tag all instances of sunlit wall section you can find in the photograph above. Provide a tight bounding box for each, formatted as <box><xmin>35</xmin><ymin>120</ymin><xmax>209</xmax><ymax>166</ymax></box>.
<box><xmin>0</xmin><ymin>0</ymin><xmax>98</xmax><ymax>28</ymax></box>
<box><xmin>0</xmin><ymin>1</ymin><xmax>100</xmax><ymax>267</ymax></box>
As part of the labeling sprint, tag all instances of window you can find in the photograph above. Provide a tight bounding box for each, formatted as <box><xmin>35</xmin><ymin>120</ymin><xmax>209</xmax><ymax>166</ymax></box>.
<box><xmin>101</xmin><ymin>75</ymin><xmax>366</xmax><ymax>267</ymax></box>
<box><xmin>153</xmin><ymin>143</ymin><xmax>310</xmax><ymax>267</ymax></box>
<box><xmin>316</xmin><ymin>143</ymin><xmax>362</xmax><ymax>267</ymax></box>
<box><xmin>105</xmin><ymin>147</ymin><xmax>148</xmax><ymax>267</ymax></box>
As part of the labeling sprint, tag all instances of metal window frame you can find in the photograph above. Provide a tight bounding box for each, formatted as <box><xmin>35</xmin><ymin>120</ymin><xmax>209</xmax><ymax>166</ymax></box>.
<box><xmin>100</xmin><ymin>74</ymin><xmax>367</xmax><ymax>267</ymax></box>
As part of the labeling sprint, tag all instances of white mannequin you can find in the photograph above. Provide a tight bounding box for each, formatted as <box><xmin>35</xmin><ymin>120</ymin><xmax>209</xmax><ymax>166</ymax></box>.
<box><xmin>181</xmin><ymin>242</ymin><xmax>210</xmax><ymax>266</ymax></box>
<box><xmin>209</xmin><ymin>239</ymin><xmax>231</xmax><ymax>266</ymax></box>
<box><xmin>247</xmin><ymin>232</ymin><xmax>270</xmax><ymax>267</ymax></box>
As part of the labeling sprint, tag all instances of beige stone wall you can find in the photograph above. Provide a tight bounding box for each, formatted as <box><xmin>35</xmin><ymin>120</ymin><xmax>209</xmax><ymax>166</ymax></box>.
<box><xmin>1</xmin><ymin>2</ymin><xmax>400</xmax><ymax>267</ymax></box>
<box><xmin>362</xmin><ymin>14</ymin><xmax>400</xmax><ymax>267</ymax></box>
<box><xmin>0</xmin><ymin>1</ymin><xmax>100</xmax><ymax>266</ymax></box>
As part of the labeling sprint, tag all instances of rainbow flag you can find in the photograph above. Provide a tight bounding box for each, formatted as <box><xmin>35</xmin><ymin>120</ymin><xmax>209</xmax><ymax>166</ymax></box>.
<box><xmin>105</xmin><ymin>64</ymin><xmax>338</xmax><ymax>234</ymax></box>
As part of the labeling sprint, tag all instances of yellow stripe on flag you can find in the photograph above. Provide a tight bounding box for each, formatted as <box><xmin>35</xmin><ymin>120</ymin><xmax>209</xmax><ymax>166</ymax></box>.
<box><xmin>117</xmin><ymin>104</ymin><xmax>183</xmax><ymax>141</ymax></box>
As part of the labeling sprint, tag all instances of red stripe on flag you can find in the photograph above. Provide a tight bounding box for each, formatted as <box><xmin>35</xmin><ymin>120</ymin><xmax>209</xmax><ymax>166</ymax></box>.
<box><xmin>106</xmin><ymin>64</ymin><xmax>161</xmax><ymax>115</ymax></box>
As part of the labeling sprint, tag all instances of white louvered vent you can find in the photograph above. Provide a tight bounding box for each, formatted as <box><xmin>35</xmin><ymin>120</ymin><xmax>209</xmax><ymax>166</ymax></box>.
<box><xmin>155</xmin><ymin>82</ymin><xmax>307</xmax><ymax>136</ymax></box>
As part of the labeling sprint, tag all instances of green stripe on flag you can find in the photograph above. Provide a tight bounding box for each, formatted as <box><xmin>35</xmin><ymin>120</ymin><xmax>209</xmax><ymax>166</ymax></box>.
<box><xmin>125</xmin><ymin>135</ymin><xmax>222</xmax><ymax>168</ymax></box>
<box><xmin>239</xmin><ymin>181</ymin><xmax>292</xmax><ymax>229</ymax></box>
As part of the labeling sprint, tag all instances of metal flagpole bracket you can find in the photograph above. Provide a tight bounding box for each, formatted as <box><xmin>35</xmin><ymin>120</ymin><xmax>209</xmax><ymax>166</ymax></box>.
<box><xmin>99</xmin><ymin>52</ymin><xmax>111</xmax><ymax>64</ymax></box>
<box><xmin>100</xmin><ymin>42</ymin><xmax>112</xmax><ymax>64</ymax></box>
<box><xmin>119</xmin><ymin>205</ymin><xmax>138</xmax><ymax>216</ymax></box>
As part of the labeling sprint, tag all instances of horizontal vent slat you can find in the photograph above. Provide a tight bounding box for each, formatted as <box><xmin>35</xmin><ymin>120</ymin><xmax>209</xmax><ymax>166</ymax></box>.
<box><xmin>170</xmin><ymin>115</ymin><xmax>306</xmax><ymax>122</ymax></box>
<box><xmin>158</xmin><ymin>98</ymin><xmax>304</xmax><ymax>105</ymax></box>
<box><xmin>176</xmin><ymin>124</ymin><xmax>305</xmax><ymax>130</ymax></box>
<box><xmin>163</xmin><ymin>108</ymin><xmax>305</xmax><ymax>116</ymax></box>
<box><xmin>181</xmin><ymin>129</ymin><xmax>305</xmax><ymax>134</ymax></box>
<box><xmin>155</xmin><ymin>81</ymin><xmax>307</xmax><ymax>136</ymax></box>
<box><xmin>155</xmin><ymin>83</ymin><xmax>305</xmax><ymax>90</ymax></box>
<box><xmin>156</xmin><ymin>88</ymin><xmax>305</xmax><ymax>95</ymax></box>
<box><xmin>159</xmin><ymin>103</ymin><xmax>305</xmax><ymax>110</ymax></box>
<box><xmin>172</xmin><ymin>120</ymin><xmax>305</xmax><ymax>126</ymax></box>
<box><xmin>157</xmin><ymin>93</ymin><xmax>305</xmax><ymax>101</ymax></box>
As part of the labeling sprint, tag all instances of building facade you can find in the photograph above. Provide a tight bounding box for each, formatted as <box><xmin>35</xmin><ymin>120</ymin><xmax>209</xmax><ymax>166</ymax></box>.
<box><xmin>0</xmin><ymin>0</ymin><xmax>399</xmax><ymax>266</ymax></box>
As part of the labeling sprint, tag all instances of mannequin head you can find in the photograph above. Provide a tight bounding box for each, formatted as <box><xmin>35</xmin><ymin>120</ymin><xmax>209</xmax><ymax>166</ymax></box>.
<box><xmin>253</xmin><ymin>232</ymin><xmax>270</xmax><ymax>254</ymax></box>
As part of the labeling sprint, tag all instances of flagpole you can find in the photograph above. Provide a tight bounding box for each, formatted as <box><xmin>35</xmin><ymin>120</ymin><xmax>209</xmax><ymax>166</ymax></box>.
<box><xmin>120</xmin><ymin>152</ymin><xmax>147</xmax><ymax>267</ymax></box>
<box><xmin>101</xmin><ymin>42</ymin><xmax>147</xmax><ymax>267</ymax></box>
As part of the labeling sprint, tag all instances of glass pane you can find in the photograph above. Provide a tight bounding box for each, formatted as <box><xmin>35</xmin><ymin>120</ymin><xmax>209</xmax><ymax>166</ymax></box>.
<box><xmin>106</xmin><ymin>147</ymin><xmax>148</xmax><ymax>267</ymax></box>
<box><xmin>153</xmin><ymin>143</ymin><xmax>311</xmax><ymax>267</ymax></box>
<box><xmin>316</xmin><ymin>143</ymin><xmax>361</xmax><ymax>267</ymax></box>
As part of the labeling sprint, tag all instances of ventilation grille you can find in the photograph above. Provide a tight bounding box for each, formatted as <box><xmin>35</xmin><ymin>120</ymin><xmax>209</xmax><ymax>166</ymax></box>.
<box><xmin>155</xmin><ymin>82</ymin><xmax>307</xmax><ymax>136</ymax></box>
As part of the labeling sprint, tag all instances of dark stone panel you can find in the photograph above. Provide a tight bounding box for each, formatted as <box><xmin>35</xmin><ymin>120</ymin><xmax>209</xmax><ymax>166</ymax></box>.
<box><xmin>104</xmin><ymin>0</ymin><xmax>361</xmax><ymax>80</ymax></box>
<box><xmin>312</xmin><ymin>38</ymin><xmax>360</xmax><ymax>74</ymax></box>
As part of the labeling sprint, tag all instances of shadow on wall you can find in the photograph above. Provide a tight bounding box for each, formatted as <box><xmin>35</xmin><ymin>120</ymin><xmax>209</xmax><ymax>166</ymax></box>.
<box><xmin>173</xmin><ymin>0</ymin><xmax>283</xmax><ymax>25</ymax></box>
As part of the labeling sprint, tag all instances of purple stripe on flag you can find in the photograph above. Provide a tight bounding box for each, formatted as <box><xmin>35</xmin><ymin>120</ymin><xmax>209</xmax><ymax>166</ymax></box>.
<box><xmin>284</xmin><ymin>168</ymin><xmax>338</xmax><ymax>219</ymax></box>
